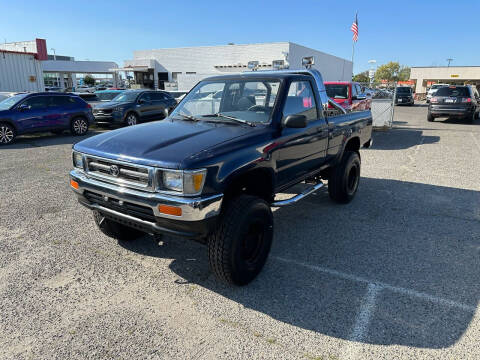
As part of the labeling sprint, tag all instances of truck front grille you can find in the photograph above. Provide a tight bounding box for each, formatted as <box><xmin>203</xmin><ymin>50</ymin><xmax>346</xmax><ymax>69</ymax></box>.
<box><xmin>84</xmin><ymin>190</ymin><xmax>155</xmax><ymax>221</ymax></box>
<box><xmin>85</xmin><ymin>155</ymin><xmax>154</xmax><ymax>191</ymax></box>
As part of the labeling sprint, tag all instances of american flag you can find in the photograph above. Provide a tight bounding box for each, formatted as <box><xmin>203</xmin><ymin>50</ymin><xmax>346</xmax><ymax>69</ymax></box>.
<box><xmin>351</xmin><ymin>13</ymin><xmax>359</xmax><ymax>42</ymax></box>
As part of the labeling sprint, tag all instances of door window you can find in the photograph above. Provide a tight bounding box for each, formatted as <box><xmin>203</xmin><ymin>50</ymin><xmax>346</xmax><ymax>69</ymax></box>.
<box><xmin>21</xmin><ymin>96</ymin><xmax>49</xmax><ymax>110</ymax></box>
<box><xmin>283</xmin><ymin>81</ymin><xmax>317</xmax><ymax>122</ymax></box>
<box><xmin>151</xmin><ymin>92</ymin><xmax>166</xmax><ymax>101</ymax></box>
<box><xmin>50</xmin><ymin>96</ymin><xmax>75</xmax><ymax>107</ymax></box>
<box><xmin>139</xmin><ymin>93</ymin><xmax>152</xmax><ymax>102</ymax></box>
<box><xmin>351</xmin><ymin>84</ymin><xmax>358</xmax><ymax>97</ymax></box>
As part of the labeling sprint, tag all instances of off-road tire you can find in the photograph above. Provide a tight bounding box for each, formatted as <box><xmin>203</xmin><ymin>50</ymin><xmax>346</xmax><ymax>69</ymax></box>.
<box><xmin>208</xmin><ymin>195</ymin><xmax>273</xmax><ymax>286</ymax></box>
<box><xmin>466</xmin><ymin>112</ymin><xmax>475</xmax><ymax>123</ymax></box>
<box><xmin>328</xmin><ymin>151</ymin><xmax>361</xmax><ymax>204</ymax></box>
<box><xmin>70</xmin><ymin>117</ymin><xmax>89</xmax><ymax>136</ymax></box>
<box><xmin>0</xmin><ymin>123</ymin><xmax>16</xmax><ymax>145</ymax></box>
<box><xmin>93</xmin><ymin>210</ymin><xmax>145</xmax><ymax>241</ymax></box>
<box><xmin>427</xmin><ymin>113</ymin><xmax>434</xmax><ymax>122</ymax></box>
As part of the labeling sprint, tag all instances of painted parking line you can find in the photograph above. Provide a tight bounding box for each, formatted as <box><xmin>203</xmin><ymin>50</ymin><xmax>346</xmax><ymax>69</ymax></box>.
<box><xmin>273</xmin><ymin>256</ymin><xmax>477</xmax><ymax>359</ymax></box>
<box><xmin>272</xmin><ymin>256</ymin><xmax>476</xmax><ymax>312</ymax></box>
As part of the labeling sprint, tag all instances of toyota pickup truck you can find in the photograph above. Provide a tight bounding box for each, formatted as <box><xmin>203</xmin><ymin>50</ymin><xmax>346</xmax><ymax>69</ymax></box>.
<box><xmin>70</xmin><ymin>67</ymin><xmax>372</xmax><ymax>286</ymax></box>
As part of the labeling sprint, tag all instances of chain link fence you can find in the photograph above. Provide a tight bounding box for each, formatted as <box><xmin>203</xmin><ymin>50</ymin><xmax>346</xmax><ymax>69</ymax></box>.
<box><xmin>357</xmin><ymin>82</ymin><xmax>398</xmax><ymax>130</ymax></box>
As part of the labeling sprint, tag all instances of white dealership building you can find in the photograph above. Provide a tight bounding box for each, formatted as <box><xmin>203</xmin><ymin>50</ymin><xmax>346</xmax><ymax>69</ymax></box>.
<box><xmin>118</xmin><ymin>42</ymin><xmax>353</xmax><ymax>91</ymax></box>
<box><xmin>0</xmin><ymin>38</ymin><xmax>119</xmax><ymax>92</ymax></box>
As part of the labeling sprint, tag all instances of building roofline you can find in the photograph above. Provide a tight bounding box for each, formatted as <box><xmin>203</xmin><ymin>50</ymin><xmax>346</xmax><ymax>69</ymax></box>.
<box><xmin>134</xmin><ymin>41</ymin><xmax>290</xmax><ymax>53</ymax></box>
<box><xmin>0</xmin><ymin>49</ymin><xmax>38</xmax><ymax>58</ymax></box>
<box><xmin>411</xmin><ymin>66</ymin><xmax>480</xmax><ymax>68</ymax></box>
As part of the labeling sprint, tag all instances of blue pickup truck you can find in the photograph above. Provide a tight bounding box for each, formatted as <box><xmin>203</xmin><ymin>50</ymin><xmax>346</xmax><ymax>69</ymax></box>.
<box><xmin>70</xmin><ymin>67</ymin><xmax>372</xmax><ymax>285</ymax></box>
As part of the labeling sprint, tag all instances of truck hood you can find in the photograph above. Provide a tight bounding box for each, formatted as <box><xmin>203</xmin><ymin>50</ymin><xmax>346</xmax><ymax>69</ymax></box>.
<box><xmin>73</xmin><ymin>119</ymin><xmax>258</xmax><ymax>168</ymax></box>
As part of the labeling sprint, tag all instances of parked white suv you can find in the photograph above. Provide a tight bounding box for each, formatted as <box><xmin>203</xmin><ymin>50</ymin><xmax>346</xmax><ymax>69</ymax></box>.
<box><xmin>76</xmin><ymin>85</ymin><xmax>96</xmax><ymax>93</ymax></box>
<box><xmin>426</xmin><ymin>84</ymin><xmax>449</xmax><ymax>103</ymax></box>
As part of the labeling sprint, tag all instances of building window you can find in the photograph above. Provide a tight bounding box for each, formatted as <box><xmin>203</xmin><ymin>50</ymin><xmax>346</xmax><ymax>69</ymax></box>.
<box><xmin>172</xmin><ymin>72</ymin><xmax>182</xmax><ymax>81</ymax></box>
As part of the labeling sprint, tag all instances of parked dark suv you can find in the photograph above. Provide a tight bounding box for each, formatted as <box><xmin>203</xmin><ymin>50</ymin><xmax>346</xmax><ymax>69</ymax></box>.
<box><xmin>93</xmin><ymin>90</ymin><xmax>177</xmax><ymax>126</ymax></box>
<box><xmin>0</xmin><ymin>92</ymin><xmax>94</xmax><ymax>145</ymax></box>
<box><xmin>395</xmin><ymin>86</ymin><xmax>414</xmax><ymax>106</ymax></box>
<box><xmin>428</xmin><ymin>85</ymin><xmax>480</xmax><ymax>122</ymax></box>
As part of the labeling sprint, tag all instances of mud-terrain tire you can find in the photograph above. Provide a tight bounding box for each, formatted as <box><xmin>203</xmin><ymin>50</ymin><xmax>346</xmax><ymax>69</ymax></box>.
<box><xmin>328</xmin><ymin>151</ymin><xmax>361</xmax><ymax>204</ymax></box>
<box><xmin>93</xmin><ymin>210</ymin><xmax>145</xmax><ymax>241</ymax></box>
<box><xmin>208</xmin><ymin>195</ymin><xmax>273</xmax><ymax>286</ymax></box>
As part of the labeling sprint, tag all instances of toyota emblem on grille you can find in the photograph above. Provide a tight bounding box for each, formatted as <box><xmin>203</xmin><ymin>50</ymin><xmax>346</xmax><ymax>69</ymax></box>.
<box><xmin>110</xmin><ymin>165</ymin><xmax>120</xmax><ymax>177</ymax></box>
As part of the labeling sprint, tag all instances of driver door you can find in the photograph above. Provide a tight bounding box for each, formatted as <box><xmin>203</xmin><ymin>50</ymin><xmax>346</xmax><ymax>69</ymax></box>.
<box><xmin>275</xmin><ymin>79</ymin><xmax>328</xmax><ymax>187</ymax></box>
<box><xmin>15</xmin><ymin>95</ymin><xmax>53</xmax><ymax>132</ymax></box>
<box><xmin>137</xmin><ymin>92</ymin><xmax>154</xmax><ymax>119</ymax></box>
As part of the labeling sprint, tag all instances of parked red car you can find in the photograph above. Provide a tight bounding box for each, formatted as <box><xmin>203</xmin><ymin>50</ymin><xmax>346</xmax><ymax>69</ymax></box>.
<box><xmin>324</xmin><ymin>82</ymin><xmax>371</xmax><ymax>111</ymax></box>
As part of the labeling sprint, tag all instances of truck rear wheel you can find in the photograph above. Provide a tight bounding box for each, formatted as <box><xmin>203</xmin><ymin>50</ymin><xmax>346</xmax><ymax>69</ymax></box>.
<box><xmin>208</xmin><ymin>195</ymin><xmax>273</xmax><ymax>286</ymax></box>
<box><xmin>328</xmin><ymin>151</ymin><xmax>361</xmax><ymax>204</ymax></box>
<box><xmin>93</xmin><ymin>210</ymin><xmax>145</xmax><ymax>241</ymax></box>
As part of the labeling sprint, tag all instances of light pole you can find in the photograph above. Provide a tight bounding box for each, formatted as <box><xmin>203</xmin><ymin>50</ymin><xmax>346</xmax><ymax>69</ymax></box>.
<box><xmin>447</xmin><ymin>58</ymin><xmax>453</xmax><ymax>67</ymax></box>
<box><xmin>368</xmin><ymin>59</ymin><xmax>377</xmax><ymax>85</ymax></box>
<box><xmin>50</xmin><ymin>48</ymin><xmax>56</xmax><ymax>61</ymax></box>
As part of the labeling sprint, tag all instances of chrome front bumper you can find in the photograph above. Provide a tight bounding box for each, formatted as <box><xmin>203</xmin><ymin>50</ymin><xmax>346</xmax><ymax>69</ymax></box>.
<box><xmin>70</xmin><ymin>169</ymin><xmax>223</xmax><ymax>222</ymax></box>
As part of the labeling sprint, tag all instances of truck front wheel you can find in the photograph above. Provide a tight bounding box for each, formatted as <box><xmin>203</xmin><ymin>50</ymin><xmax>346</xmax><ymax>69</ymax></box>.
<box><xmin>93</xmin><ymin>210</ymin><xmax>145</xmax><ymax>241</ymax></box>
<box><xmin>208</xmin><ymin>195</ymin><xmax>273</xmax><ymax>286</ymax></box>
<box><xmin>328</xmin><ymin>151</ymin><xmax>361</xmax><ymax>204</ymax></box>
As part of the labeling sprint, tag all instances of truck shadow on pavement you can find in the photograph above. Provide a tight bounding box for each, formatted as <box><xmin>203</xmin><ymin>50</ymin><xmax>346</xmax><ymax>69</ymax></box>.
<box><xmin>120</xmin><ymin>177</ymin><xmax>480</xmax><ymax>349</ymax></box>
<box><xmin>372</xmin><ymin>128</ymin><xmax>440</xmax><ymax>150</ymax></box>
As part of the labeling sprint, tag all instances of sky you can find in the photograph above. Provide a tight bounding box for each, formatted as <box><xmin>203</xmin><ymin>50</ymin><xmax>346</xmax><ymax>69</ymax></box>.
<box><xmin>1</xmin><ymin>0</ymin><xmax>479</xmax><ymax>74</ymax></box>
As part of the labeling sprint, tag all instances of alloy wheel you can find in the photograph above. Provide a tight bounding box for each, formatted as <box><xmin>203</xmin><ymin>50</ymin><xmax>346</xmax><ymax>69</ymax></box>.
<box><xmin>0</xmin><ymin>125</ymin><xmax>14</xmax><ymax>144</ymax></box>
<box><xmin>127</xmin><ymin>114</ymin><xmax>137</xmax><ymax>126</ymax></box>
<box><xmin>73</xmin><ymin>118</ymin><xmax>88</xmax><ymax>135</ymax></box>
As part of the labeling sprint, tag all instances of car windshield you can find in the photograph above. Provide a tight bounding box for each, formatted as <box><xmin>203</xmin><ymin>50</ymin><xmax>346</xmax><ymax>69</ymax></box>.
<box><xmin>432</xmin><ymin>84</ymin><xmax>446</xmax><ymax>90</ymax></box>
<box><xmin>0</xmin><ymin>94</ymin><xmax>27</xmax><ymax>110</ymax></box>
<box><xmin>435</xmin><ymin>86</ymin><xmax>470</xmax><ymax>97</ymax></box>
<box><xmin>111</xmin><ymin>92</ymin><xmax>139</xmax><ymax>102</ymax></box>
<box><xmin>170</xmin><ymin>79</ymin><xmax>281</xmax><ymax>124</ymax></box>
<box><xmin>396</xmin><ymin>87</ymin><xmax>412</xmax><ymax>94</ymax></box>
<box><xmin>97</xmin><ymin>92</ymin><xmax>124</xmax><ymax>101</ymax></box>
<box><xmin>325</xmin><ymin>84</ymin><xmax>349</xmax><ymax>99</ymax></box>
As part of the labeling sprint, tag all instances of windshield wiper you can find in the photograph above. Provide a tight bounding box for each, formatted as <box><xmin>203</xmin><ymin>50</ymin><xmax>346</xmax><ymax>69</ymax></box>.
<box><xmin>202</xmin><ymin>113</ymin><xmax>256</xmax><ymax>127</ymax></box>
<box><xmin>174</xmin><ymin>113</ymin><xmax>200</xmax><ymax>122</ymax></box>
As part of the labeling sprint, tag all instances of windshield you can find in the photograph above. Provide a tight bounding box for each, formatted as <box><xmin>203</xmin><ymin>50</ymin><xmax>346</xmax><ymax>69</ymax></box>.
<box><xmin>396</xmin><ymin>87</ymin><xmax>412</xmax><ymax>94</ymax></box>
<box><xmin>432</xmin><ymin>84</ymin><xmax>446</xmax><ymax>90</ymax></box>
<box><xmin>97</xmin><ymin>91</ymin><xmax>124</xmax><ymax>101</ymax></box>
<box><xmin>171</xmin><ymin>79</ymin><xmax>281</xmax><ymax>124</ymax></box>
<box><xmin>111</xmin><ymin>92</ymin><xmax>139</xmax><ymax>103</ymax></box>
<box><xmin>325</xmin><ymin>84</ymin><xmax>349</xmax><ymax>99</ymax></box>
<box><xmin>0</xmin><ymin>94</ymin><xmax>27</xmax><ymax>110</ymax></box>
<box><xmin>435</xmin><ymin>86</ymin><xmax>470</xmax><ymax>97</ymax></box>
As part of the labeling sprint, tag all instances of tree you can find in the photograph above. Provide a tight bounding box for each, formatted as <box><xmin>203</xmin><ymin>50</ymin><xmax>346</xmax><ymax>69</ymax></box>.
<box><xmin>374</xmin><ymin>62</ymin><xmax>411</xmax><ymax>82</ymax></box>
<box><xmin>83</xmin><ymin>74</ymin><xmax>95</xmax><ymax>86</ymax></box>
<box><xmin>352</xmin><ymin>71</ymin><xmax>370</xmax><ymax>83</ymax></box>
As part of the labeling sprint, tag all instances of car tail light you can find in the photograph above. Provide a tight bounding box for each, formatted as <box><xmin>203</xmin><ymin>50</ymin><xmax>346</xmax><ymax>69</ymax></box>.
<box><xmin>86</xmin><ymin>103</ymin><xmax>92</xmax><ymax>109</ymax></box>
<box><xmin>462</xmin><ymin>98</ymin><xmax>472</xmax><ymax>103</ymax></box>
<box><xmin>430</xmin><ymin>97</ymin><xmax>438</xmax><ymax>103</ymax></box>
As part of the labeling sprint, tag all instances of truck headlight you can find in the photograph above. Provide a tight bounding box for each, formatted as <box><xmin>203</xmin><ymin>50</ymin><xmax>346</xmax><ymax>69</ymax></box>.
<box><xmin>113</xmin><ymin>106</ymin><xmax>123</xmax><ymax>112</ymax></box>
<box><xmin>72</xmin><ymin>151</ymin><xmax>84</xmax><ymax>169</ymax></box>
<box><xmin>161</xmin><ymin>169</ymin><xmax>206</xmax><ymax>195</ymax></box>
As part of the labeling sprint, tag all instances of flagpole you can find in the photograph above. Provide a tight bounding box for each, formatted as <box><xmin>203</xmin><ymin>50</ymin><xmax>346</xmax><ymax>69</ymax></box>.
<box><xmin>351</xmin><ymin>39</ymin><xmax>355</xmax><ymax>66</ymax></box>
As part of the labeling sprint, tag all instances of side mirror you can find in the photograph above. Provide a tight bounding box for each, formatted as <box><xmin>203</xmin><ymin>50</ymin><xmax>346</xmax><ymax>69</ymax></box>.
<box><xmin>17</xmin><ymin>104</ymin><xmax>30</xmax><ymax>111</ymax></box>
<box><xmin>138</xmin><ymin>99</ymin><xmax>145</xmax><ymax>104</ymax></box>
<box><xmin>284</xmin><ymin>114</ymin><xmax>307</xmax><ymax>128</ymax></box>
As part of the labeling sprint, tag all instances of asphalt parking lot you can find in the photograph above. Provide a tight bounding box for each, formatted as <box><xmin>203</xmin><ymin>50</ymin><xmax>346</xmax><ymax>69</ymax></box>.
<box><xmin>1</xmin><ymin>105</ymin><xmax>479</xmax><ymax>360</ymax></box>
